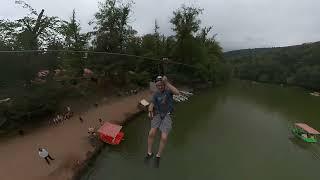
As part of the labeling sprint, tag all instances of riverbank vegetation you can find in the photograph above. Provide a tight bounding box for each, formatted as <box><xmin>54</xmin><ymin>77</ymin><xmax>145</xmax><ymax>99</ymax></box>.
<box><xmin>0</xmin><ymin>0</ymin><xmax>230</xmax><ymax>131</ymax></box>
<box><xmin>225</xmin><ymin>42</ymin><xmax>320</xmax><ymax>90</ymax></box>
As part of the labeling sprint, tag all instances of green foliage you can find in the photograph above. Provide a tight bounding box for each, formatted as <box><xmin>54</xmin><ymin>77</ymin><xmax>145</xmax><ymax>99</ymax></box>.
<box><xmin>0</xmin><ymin>20</ymin><xmax>20</xmax><ymax>50</ymax></box>
<box><xmin>60</xmin><ymin>10</ymin><xmax>89</xmax><ymax>51</ymax></box>
<box><xmin>127</xmin><ymin>71</ymin><xmax>150</xmax><ymax>87</ymax></box>
<box><xmin>16</xmin><ymin>9</ymin><xmax>61</xmax><ymax>50</ymax></box>
<box><xmin>0</xmin><ymin>1</ymin><xmax>62</xmax><ymax>50</ymax></box>
<box><xmin>0</xmin><ymin>81</ymin><xmax>65</xmax><ymax>128</ymax></box>
<box><xmin>91</xmin><ymin>0</ymin><xmax>136</xmax><ymax>52</ymax></box>
<box><xmin>170</xmin><ymin>5</ymin><xmax>203</xmax><ymax>40</ymax></box>
<box><xmin>167</xmin><ymin>5</ymin><xmax>227</xmax><ymax>83</ymax></box>
<box><xmin>226</xmin><ymin>42</ymin><xmax>320</xmax><ymax>89</ymax></box>
<box><xmin>59</xmin><ymin>10</ymin><xmax>90</xmax><ymax>77</ymax></box>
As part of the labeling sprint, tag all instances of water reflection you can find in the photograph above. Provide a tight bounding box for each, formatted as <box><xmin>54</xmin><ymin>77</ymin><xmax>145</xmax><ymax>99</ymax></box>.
<box><xmin>289</xmin><ymin>137</ymin><xmax>309</xmax><ymax>150</ymax></box>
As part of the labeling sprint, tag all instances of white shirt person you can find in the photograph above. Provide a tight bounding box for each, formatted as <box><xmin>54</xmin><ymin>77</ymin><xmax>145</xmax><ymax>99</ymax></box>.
<box><xmin>38</xmin><ymin>148</ymin><xmax>55</xmax><ymax>165</ymax></box>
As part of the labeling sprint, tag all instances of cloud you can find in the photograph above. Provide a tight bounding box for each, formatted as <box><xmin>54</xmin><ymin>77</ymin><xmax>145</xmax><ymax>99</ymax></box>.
<box><xmin>1</xmin><ymin>0</ymin><xmax>320</xmax><ymax>51</ymax></box>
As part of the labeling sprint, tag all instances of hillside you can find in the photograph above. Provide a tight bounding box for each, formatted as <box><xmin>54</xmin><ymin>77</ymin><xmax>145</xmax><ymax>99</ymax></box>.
<box><xmin>225</xmin><ymin>42</ymin><xmax>320</xmax><ymax>90</ymax></box>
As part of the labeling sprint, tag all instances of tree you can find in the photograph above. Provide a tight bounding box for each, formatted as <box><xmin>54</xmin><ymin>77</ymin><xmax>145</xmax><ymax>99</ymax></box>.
<box><xmin>0</xmin><ymin>20</ymin><xmax>20</xmax><ymax>50</ymax></box>
<box><xmin>57</xmin><ymin>10</ymin><xmax>91</xmax><ymax>78</ymax></box>
<box><xmin>61</xmin><ymin>10</ymin><xmax>89</xmax><ymax>51</ymax></box>
<box><xmin>170</xmin><ymin>5</ymin><xmax>203</xmax><ymax>63</ymax></box>
<box><xmin>91</xmin><ymin>0</ymin><xmax>135</xmax><ymax>53</ymax></box>
<box><xmin>169</xmin><ymin>5</ymin><xmax>225</xmax><ymax>83</ymax></box>
<box><xmin>170</xmin><ymin>5</ymin><xmax>203</xmax><ymax>41</ymax></box>
<box><xmin>226</xmin><ymin>41</ymin><xmax>320</xmax><ymax>89</ymax></box>
<box><xmin>197</xmin><ymin>26</ymin><xmax>212</xmax><ymax>43</ymax></box>
<box><xmin>14</xmin><ymin>1</ymin><xmax>61</xmax><ymax>50</ymax></box>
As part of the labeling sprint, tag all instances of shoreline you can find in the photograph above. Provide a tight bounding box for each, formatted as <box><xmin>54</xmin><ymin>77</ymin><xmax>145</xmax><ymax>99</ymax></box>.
<box><xmin>237</xmin><ymin>79</ymin><xmax>317</xmax><ymax>92</ymax></box>
<box><xmin>71</xmin><ymin>110</ymin><xmax>145</xmax><ymax>180</ymax></box>
<box><xmin>0</xmin><ymin>90</ymin><xmax>151</xmax><ymax>180</ymax></box>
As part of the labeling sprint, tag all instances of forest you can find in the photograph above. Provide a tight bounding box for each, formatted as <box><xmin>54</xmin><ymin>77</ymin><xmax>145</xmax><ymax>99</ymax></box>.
<box><xmin>0</xmin><ymin>0</ymin><xmax>230</xmax><ymax>131</ymax></box>
<box><xmin>225</xmin><ymin>42</ymin><xmax>320</xmax><ymax>90</ymax></box>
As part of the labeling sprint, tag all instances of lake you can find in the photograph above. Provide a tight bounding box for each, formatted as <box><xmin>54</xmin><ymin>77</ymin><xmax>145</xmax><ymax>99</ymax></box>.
<box><xmin>82</xmin><ymin>81</ymin><xmax>320</xmax><ymax>180</ymax></box>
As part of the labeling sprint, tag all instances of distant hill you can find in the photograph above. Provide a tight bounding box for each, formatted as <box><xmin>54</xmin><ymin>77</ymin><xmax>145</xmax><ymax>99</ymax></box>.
<box><xmin>224</xmin><ymin>42</ymin><xmax>320</xmax><ymax>90</ymax></box>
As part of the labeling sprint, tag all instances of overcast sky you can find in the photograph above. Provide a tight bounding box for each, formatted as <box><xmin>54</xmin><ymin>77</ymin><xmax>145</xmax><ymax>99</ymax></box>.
<box><xmin>1</xmin><ymin>0</ymin><xmax>319</xmax><ymax>51</ymax></box>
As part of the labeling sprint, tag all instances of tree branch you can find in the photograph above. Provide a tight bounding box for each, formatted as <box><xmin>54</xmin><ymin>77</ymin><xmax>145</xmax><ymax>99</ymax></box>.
<box><xmin>33</xmin><ymin>9</ymin><xmax>45</xmax><ymax>34</ymax></box>
<box><xmin>22</xmin><ymin>19</ymin><xmax>32</xmax><ymax>32</ymax></box>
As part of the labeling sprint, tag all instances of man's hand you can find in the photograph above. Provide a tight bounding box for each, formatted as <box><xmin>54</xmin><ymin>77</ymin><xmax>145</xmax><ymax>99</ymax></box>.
<box><xmin>162</xmin><ymin>76</ymin><xmax>168</xmax><ymax>85</ymax></box>
<box><xmin>162</xmin><ymin>76</ymin><xmax>180</xmax><ymax>95</ymax></box>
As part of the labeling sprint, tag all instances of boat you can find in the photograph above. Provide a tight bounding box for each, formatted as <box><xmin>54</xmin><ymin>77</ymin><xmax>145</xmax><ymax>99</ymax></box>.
<box><xmin>173</xmin><ymin>91</ymin><xmax>193</xmax><ymax>102</ymax></box>
<box><xmin>180</xmin><ymin>95</ymin><xmax>188</xmax><ymax>101</ymax></box>
<box><xmin>0</xmin><ymin>98</ymin><xmax>11</xmax><ymax>104</ymax></box>
<box><xmin>180</xmin><ymin>90</ymin><xmax>193</xmax><ymax>96</ymax></box>
<box><xmin>173</xmin><ymin>96</ymin><xmax>181</xmax><ymax>102</ymax></box>
<box><xmin>173</xmin><ymin>94</ymin><xmax>188</xmax><ymax>102</ymax></box>
<box><xmin>98</xmin><ymin>122</ymin><xmax>124</xmax><ymax>145</ymax></box>
<box><xmin>310</xmin><ymin>92</ymin><xmax>320</xmax><ymax>97</ymax></box>
<box><xmin>291</xmin><ymin>123</ymin><xmax>320</xmax><ymax>143</ymax></box>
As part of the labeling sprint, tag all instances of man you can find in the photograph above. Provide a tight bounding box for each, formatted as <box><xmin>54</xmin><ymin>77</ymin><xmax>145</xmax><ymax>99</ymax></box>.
<box><xmin>38</xmin><ymin>148</ymin><xmax>55</xmax><ymax>165</ymax></box>
<box><xmin>99</xmin><ymin>118</ymin><xmax>103</xmax><ymax>126</ymax></box>
<box><xmin>65</xmin><ymin>106</ymin><xmax>73</xmax><ymax>119</ymax></box>
<box><xmin>145</xmin><ymin>76</ymin><xmax>180</xmax><ymax>167</ymax></box>
<box><xmin>79</xmin><ymin>116</ymin><xmax>84</xmax><ymax>123</ymax></box>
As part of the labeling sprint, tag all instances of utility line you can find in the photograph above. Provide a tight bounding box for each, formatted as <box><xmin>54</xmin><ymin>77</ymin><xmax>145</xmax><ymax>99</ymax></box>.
<box><xmin>0</xmin><ymin>49</ymin><xmax>198</xmax><ymax>69</ymax></box>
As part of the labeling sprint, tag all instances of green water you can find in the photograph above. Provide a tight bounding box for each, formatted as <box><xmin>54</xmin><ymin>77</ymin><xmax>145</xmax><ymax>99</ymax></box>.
<box><xmin>82</xmin><ymin>81</ymin><xmax>320</xmax><ymax>180</ymax></box>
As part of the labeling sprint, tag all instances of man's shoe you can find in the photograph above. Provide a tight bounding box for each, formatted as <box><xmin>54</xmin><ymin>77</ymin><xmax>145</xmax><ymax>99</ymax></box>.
<box><xmin>144</xmin><ymin>153</ymin><xmax>153</xmax><ymax>164</ymax></box>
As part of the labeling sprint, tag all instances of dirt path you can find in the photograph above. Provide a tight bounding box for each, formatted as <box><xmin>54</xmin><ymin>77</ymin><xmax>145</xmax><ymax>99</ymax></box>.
<box><xmin>0</xmin><ymin>90</ymin><xmax>151</xmax><ymax>180</ymax></box>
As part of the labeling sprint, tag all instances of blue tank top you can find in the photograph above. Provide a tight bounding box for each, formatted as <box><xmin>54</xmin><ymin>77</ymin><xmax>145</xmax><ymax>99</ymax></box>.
<box><xmin>152</xmin><ymin>90</ymin><xmax>174</xmax><ymax>118</ymax></box>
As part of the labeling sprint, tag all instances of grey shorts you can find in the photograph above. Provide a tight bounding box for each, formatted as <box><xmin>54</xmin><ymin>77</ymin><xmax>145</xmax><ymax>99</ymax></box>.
<box><xmin>151</xmin><ymin>114</ymin><xmax>172</xmax><ymax>134</ymax></box>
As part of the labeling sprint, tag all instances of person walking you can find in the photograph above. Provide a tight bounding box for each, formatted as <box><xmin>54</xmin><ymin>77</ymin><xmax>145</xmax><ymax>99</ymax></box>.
<box><xmin>145</xmin><ymin>76</ymin><xmax>180</xmax><ymax>168</ymax></box>
<box><xmin>38</xmin><ymin>148</ymin><xmax>55</xmax><ymax>165</ymax></box>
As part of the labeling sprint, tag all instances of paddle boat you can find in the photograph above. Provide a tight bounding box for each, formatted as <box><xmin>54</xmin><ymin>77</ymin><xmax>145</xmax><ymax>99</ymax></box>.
<box><xmin>310</xmin><ymin>92</ymin><xmax>320</xmax><ymax>97</ymax></box>
<box><xmin>173</xmin><ymin>90</ymin><xmax>193</xmax><ymax>102</ymax></box>
<box><xmin>180</xmin><ymin>90</ymin><xmax>193</xmax><ymax>96</ymax></box>
<box><xmin>173</xmin><ymin>94</ymin><xmax>188</xmax><ymax>102</ymax></box>
<box><xmin>173</xmin><ymin>96</ymin><xmax>181</xmax><ymax>102</ymax></box>
<box><xmin>291</xmin><ymin>123</ymin><xmax>320</xmax><ymax>143</ymax></box>
<box><xmin>98</xmin><ymin>122</ymin><xmax>124</xmax><ymax>145</ymax></box>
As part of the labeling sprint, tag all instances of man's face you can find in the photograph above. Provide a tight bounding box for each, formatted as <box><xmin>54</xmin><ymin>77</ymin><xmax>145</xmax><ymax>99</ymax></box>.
<box><xmin>156</xmin><ymin>81</ymin><xmax>165</xmax><ymax>92</ymax></box>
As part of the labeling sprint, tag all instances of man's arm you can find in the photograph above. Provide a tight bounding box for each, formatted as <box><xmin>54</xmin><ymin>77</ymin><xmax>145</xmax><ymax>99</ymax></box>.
<box><xmin>148</xmin><ymin>103</ymin><xmax>154</xmax><ymax>112</ymax></box>
<box><xmin>148</xmin><ymin>95</ymin><xmax>155</xmax><ymax>119</ymax></box>
<box><xmin>163</xmin><ymin>76</ymin><xmax>180</xmax><ymax>95</ymax></box>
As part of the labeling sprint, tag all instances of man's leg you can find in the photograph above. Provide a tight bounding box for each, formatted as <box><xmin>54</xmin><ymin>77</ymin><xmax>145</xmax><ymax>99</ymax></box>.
<box><xmin>157</xmin><ymin>114</ymin><xmax>172</xmax><ymax>157</ymax></box>
<box><xmin>147</xmin><ymin>128</ymin><xmax>157</xmax><ymax>154</ymax></box>
<box><xmin>156</xmin><ymin>132</ymin><xmax>168</xmax><ymax>157</ymax></box>
<box><xmin>48</xmin><ymin>154</ymin><xmax>55</xmax><ymax>160</ymax></box>
<box><xmin>154</xmin><ymin>132</ymin><xmax>168</xmax><ymax>168</ymax></box>
<box><xmin>45</xmin><ymin>157</ymin><xmax>50</xmax><ymax>165</ymax></box>
<box><xmin>148</xmin><ymin>114</ymin><xmax>161</xmax><ymax>155</ymax></box>
<box><xmin>145</xmin><ymin>128</ymin><xmax>157</xmax><ymax>163</ymax></box>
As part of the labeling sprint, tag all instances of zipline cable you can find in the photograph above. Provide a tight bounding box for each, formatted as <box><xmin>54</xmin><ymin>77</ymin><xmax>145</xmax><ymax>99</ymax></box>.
<box><xmin>0</xmin><ymin>49</ymin><xmax>198</xmax><ymax>69</ymax></box>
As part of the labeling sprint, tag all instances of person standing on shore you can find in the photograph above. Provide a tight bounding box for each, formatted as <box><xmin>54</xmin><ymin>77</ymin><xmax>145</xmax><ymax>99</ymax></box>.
<box><xmin>99</xmin><ymin>118</ymin><xmax>103</xmax><ymax>126</ymax></box>
<box><xmin>38</xmin><ymin>148</ymin><xmax>55</xmax><ymax>165</ymax></box>
<box><xmin>79</xmin><ymin>116</ymin><xmax>84</xmax><ymax>123</ymax></box>
<box><xmin>145</xmin><ymin>76</ymin><xmax>180</xmax><ymax>167</ymax></box>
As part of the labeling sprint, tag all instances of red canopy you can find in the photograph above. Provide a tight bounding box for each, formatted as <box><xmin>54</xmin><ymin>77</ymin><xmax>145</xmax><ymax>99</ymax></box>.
<box><xmin>98</xmin><ymin>122</ymin><xmax>122</xmax><ymax>138</ymax></box>
<box><xmin>295</xmin><ymin>123</ymin><xmax>320</xmax><ymax>135</ymax></box>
